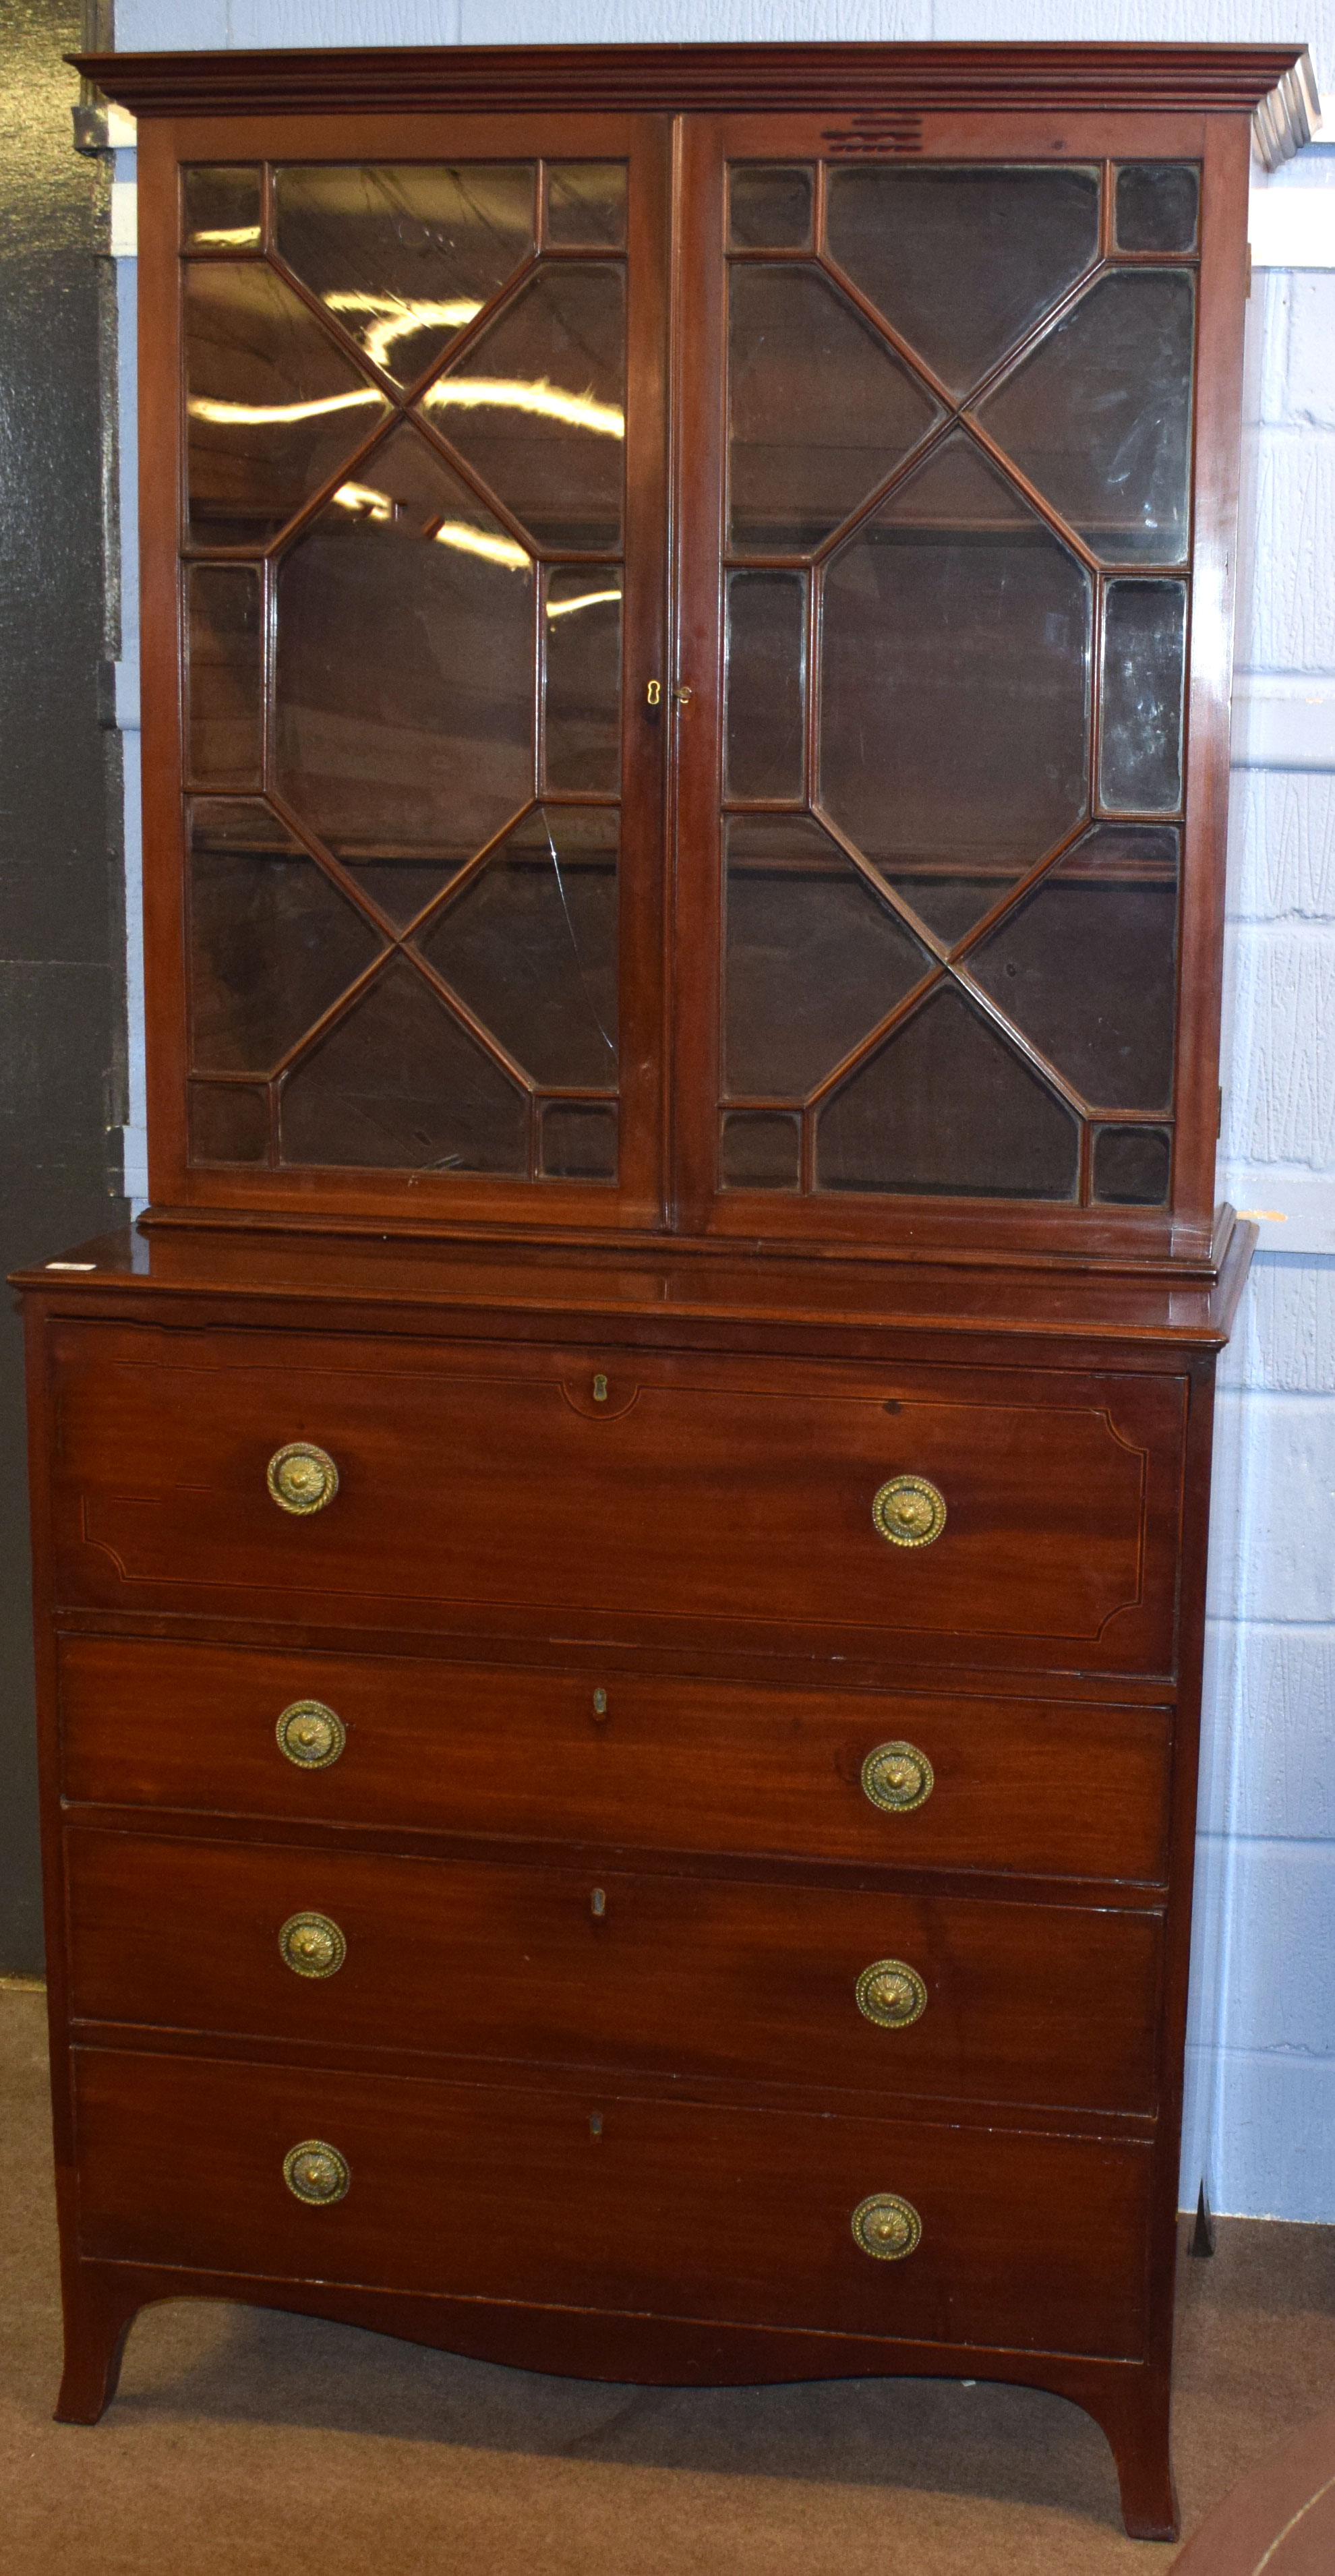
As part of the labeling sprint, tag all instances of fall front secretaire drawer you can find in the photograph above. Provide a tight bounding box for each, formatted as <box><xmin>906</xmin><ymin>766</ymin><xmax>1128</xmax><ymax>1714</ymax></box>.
<box><xmin>47</xmin><ymin>1321</ymin><xmax>1186</xmax><ymax>1675</ymax></box>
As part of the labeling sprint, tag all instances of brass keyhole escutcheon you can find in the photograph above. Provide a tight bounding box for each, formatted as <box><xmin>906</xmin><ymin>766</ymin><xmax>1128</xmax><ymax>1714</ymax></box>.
<box><xmin>283</xmin><ymin>2139</ymin><xmax>351</xmax><ymax>2205</ymax></box>
<box><xmin>267</xmin><ymin>1441</ymin><xmax>339</xmax><ymax>1516</ymax></box>
<box><xmin>856</xmin><ymin>1958</ymin><xmax>927</xmax><ymax>2030</ymax></box>
<box><xmin>276</xmin><ymin>1700</ymin><xmax>346</xmax><ymax>1768</ymax></box>
<box><xmin>872</xmin><ymin>1475</ymin><xmax>946</xmax><ymax>1549</ymax></box>
<box><xmin>861</xmin><ymin>1741</ymin><xmax>934</xmax><ymax>1815</ymax></box>
<box><xmin>278</xmin><ymin>1911</ymin><xmax>347</xmax><ymax>1979</ymax></box>
<box><xmin>851</xmin><ymin>2192</ymin><xmax>922</xmax><ymax>2262</ymax></box>
<box><xmin>593</xmin><ymin>1373</ymin><xmax>609</xmax><ymax>1402</ymax></box>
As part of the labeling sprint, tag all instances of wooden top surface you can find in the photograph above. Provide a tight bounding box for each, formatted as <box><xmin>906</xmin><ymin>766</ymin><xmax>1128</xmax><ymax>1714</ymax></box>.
<box><xmin>10</xmin><ymin>1214</ymin><xmax>1255</xmax><ymax>1354</ymax></box>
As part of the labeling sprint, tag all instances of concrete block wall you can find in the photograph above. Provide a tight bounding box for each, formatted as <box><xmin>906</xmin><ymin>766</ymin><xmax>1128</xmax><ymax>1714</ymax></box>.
<box><xmin>113</xmin><ymin>0</ymin><xmax>1335</xmax><ymax>2217</ymax></box>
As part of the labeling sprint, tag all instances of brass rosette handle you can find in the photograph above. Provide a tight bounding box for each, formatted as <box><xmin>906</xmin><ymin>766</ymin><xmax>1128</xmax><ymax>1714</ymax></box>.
<box><xmin>861</xmin><ymin>1741</ymin><xmax>934</xmax><ymax>1814</ymax></box>
<box><xmin>851</xmin><ymin>2192</ymin><xmax>922</xmax><ymax>2262</ymax></box>
<box><xmin>267</xmin><ymin>1441</ymin><xmax>339</xmax><ymax>1516</ymax></box>
<box><xmin>856</xmin><ymin>1958</ymin><xmax>927</xmax><ymax>2030</ymax></box>
<box><xmin>278</xmin><ymin>1911</ymin><xmax>347</xmax><ymax>1979</ymax></box>
<box><xmin>872</xmin><ymin>1474</ymin><xmax>946</xmax><ymax>1549</ymax></box>
<box><xmin>283</xmin><ymin>2139</ymin><xmax>351</xmax><ymax>2205</ymax></box>
<box><xmin>276</xmin><ymin>1700</ymin><xmax>346</xmax><ymax>1768</ymax></box>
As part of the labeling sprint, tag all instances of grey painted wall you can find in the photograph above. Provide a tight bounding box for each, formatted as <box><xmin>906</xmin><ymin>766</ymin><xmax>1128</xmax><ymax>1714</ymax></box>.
<box><xmin>0</xmin><ymin>0</ymin><xmax>128</xmax><ymax>1976</ymax></box>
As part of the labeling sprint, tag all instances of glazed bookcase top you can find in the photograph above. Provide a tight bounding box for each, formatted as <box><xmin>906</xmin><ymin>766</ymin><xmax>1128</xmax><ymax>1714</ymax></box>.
<box><xmin>92</xmin><ymin>43</ymin><xmax>1297</xmax><ymax>1268</ymax></box>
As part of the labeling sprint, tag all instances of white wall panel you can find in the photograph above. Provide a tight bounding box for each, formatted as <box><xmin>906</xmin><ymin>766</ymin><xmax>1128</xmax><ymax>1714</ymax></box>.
<box><xmin>1208</xmin><ymin>1393</ymin><xmax>1335</xmax><ymax>1623</ymax></box>
<box><xmin>1192</xmin><ymin>2047</ymin><xmax>1335</xmax><ymax>2221</ymax></box>
<box><xmin>1199</xmin><ymin>1622</ymin><xmax>1335</xmax><ymax>1836</ymax></box>
<box><xmin>461</xmin><ymin>0</ymin><xmax>932</xmax><ymax>35</ymax></box>
<box><xmin>1218</xmin><ymin>1255</ymin><xmax>1335</xmax><ymax>1389</ymax></box>
<box><xmin>1237</xmin><ymin>428</ymin><xmax>1335</xmax><ymax>672</ymax></box>
<box><xmin>1227</xmin><ymin>771</ymin><xmax>1335</xmax><ymax>920</ymax></box>
<box><xmin>1221</xmin><ymin>924</ymin><xmax>1335</xmax><ymax>1168</ymax></box>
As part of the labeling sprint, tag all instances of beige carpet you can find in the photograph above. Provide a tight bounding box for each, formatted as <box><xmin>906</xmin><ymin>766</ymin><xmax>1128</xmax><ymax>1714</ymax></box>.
<box><xmin>4</xmin><ymin>1989</ymin><xmax>1334</xmax><ymax>2574</ymax></box>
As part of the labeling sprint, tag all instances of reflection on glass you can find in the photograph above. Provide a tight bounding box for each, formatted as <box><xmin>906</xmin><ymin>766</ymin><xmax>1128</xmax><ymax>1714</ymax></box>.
<box><xmin>279</xmin><ymin>955</ymin><xmax>527</xmax><ymax>1172</ymax></box>
<box><xmin>817</xmin><ymin>986</ymin><xmax>1079</xmax><ymax>1199</ymax></box>
<box><xmin>821</xmin><ymin>436</ymin><xmax>1091</xmax><ymax>942</ymax></box>
<box><xmin>725</xmin><ymin>571</ymin><xmax>805</xmax><ymax>800</ymax></box>
<box><xmin>720</xmin><ymin>1110</ymin><xmax>802</xmax><ymax>1191</ymax></box>
<box><xmin>968</xmin><ymin>825</ymin><xmax>1179</xmax><ymax>1110</ymax></box>
<box><xmin>425</xmin><ymin>264</ymin><xmax>626</xmax><ymax>548</ymax></box>
<box><xmin>1100</xmin><ymin>583</ymin><xmax>1187</xmax><ymax>812</ymax></box>
<box><xmin>187</xmin><ymin>566</ymin><xmax>262</xmax><ymax>787</ymax></box>
<box><xmin>275</xmin><ymin>422</ymin><xmax>534</xmax><ymax>901</ymax></box>
<box><xmin>728</xmin><ymin>167</ymin><xmax>813</xmax><ymax>249</ymax></box>
<box><xmin>540</xmin><ymin>1102</ymin><xmax>618</xmax><ymax>1180</ymax></box>
<box><xmin>274</xmin><ymin>164</ymin><xmax>535</xmax><ymax>385</ymax></box>
<box><xmin>545</xmin><ymin>568</ymin><xmax>622</xmax><ymax>792</ymax></box>
<box><xmin>725</xmin><ymin>815</ymin><xmax>930</xmax><ymax>1098</ymax></box>
<box><xmin>183</xmin><ymin>165</ymin><xmax>262</xmax><ymax>251</ymax></box>
<box><xmin>421</xmin><ymin>807</ymin><xmax>618</xmax><ymax>1087</ymax></box>
<box><xmin>1115</xmin><ymin>164</ymin><xmax>1199</xmax><ymax>254</ymax></box>
<box><xmin>189</xmin><ymin>814</ymin><xmax>384</xmax><ymax>1075</ymax></box>
<box><xmin>185</xmin><ymin>263</ymin><xmax>390</xmax><ymax>546</ymax></box>
<box><xmin>976</xmin><ymin>270</ymin><xmax>1195</xmax><ymax>562</ymax></box>
<box><xmin>189</xmin><ymin>1081</ymin><xmax>269</xmax><ymax>1164</ymax></box>
<box><xmin>827</xmin><ymin>164</ymin><xmax>1100</xmax><ymax>400</ymax></box>
<box><xmin>1092</xmin><ymin>1124</ymin><xmax>1171</xmax><ymax>1203</ymax></box>
<box><xmin>545</xmin><ymin>163</ymin><xmax>627</xmax><ymax>247</ymax></box>
<box><xmin>728</xmin><ymin>266</ymin><xmax>940</xmax><ymax>552</ymax></box>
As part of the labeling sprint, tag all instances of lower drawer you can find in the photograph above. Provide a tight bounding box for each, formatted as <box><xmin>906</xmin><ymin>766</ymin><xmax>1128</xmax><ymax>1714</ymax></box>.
<box><xmin>65</xmin><ymin>1829</ymin><xmax>1162</xmax><ymax>2115</ymax></box>
<box><xmin>59</xmin><ymin>1636</ymin><xmax>1173</xmax><ymax>1884</ymax></box>
<box><xmin>73</xmin><ymin>2047</ymin><xmax>1153</xmax><ymax>2361</ymax></box>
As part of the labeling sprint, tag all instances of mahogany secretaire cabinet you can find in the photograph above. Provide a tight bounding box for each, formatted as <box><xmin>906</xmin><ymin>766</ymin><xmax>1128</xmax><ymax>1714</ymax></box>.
<box><xmin>14</xmin><ymin>38</ymin><xmax>1319</xmax><ymax>2541</ymax></box>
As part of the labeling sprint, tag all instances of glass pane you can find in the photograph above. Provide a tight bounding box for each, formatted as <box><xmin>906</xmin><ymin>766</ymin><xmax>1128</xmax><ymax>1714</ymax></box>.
<box><xmin>1093</xmin><ymin>1125</ymin><xmax>1171</xmax><ymax>1204</ymax></box>
<box><xmin>545</xmin><ymin>163</ymin><xmax>626</xmax><ymax>248</ymax></box>
<box><xmin>274</xmin><ymin>164</ymin><xmax>535</xmax><ymax>386</ymax></box>
<box><xmin>821</xmin><ymin>436</ymin><xmax>1091</xmax><ymax>943</ymax></box>
<box><xmin>826</xmin><ymin>164</ymin><xmax>1100</xmax><ymax>400</ymax></box>
<box><xmin>189</xmin><ymin>1081</ymin><xmax>269</xmax><ymax>1164</ymax></box>
<box><xmin>725</xmin><ymin>815</ymin><xmax>930</xmax><ymax>1098</ymax></box>
<box><xmin>545</xmin><ymin>568</ymin><xmax>622</xmax><ymax>793</ymax></box>
<box><xmin>1100</xmin><ymin>583</ymin><xmax>1187</xmax><ymax>812</ymax></box>
<box><xmin>187</xmin><ymin>566</ymin><xmax>262</xmax><ymax>787</ymax></box>
<box><xmin>424</xmin><ymin>264</ymin><xmax>626</xmax><ymax>549</ymax></box>
<box><xmin>183</xmin><ymin>165</ymin><xmax>262</xmax><ymax>251</ymax></box>
<box><xmin>968</xmin><ymin>825</ymin><xmax>1179</xmax><ymax>1110</ymax></box>
<box><xmin>817</xmin><ymin>986</ymin><xmax>1079</xmax><ymax>1199</ymax></box>
<box><xmin>279</xmin><ymin>955</ymin><xmax>527</xmax><ymax>1172</ymax></box>
<box><xmin>728</xmin><ymin>266</ymin><xmax>941</xmax><ymax>553</ymax></box>
<box><xmin>274</xmin><ymin>421</ymin><xmax>535</xmax><ymax>912</ymax></box>
<box><xmin>540</xmin><ymin>1102</ymin><xmax>618</xmax><ymax>1180</ymax></box>
<box><xmin>729</xmin><ymin>167</ymin><xmax>813</xmax><ymax>250</ymax></box>
<box><xmin>185</xmin><ymin>263</ymin><xmax>390</xmax><ymax>547</ymax></box>
<box><xmin>725</xmin><ymin>571</ymin><xmax>804</xmax><ymax>800</ymax></box>
<box><xmin>420</xmin><ymin>806</ymin><xmax>618</xmax><ymax>1087</ymax></box>
<box><xmin>720</xmin><ymin>1110</ymin><xmax>801</xmax><ymax>1191</ymax></box>
<box><xmin>976</xmin><ymin>270</ymin><xmax>1195</xmax><ymax>563</ymax></box>
<box><xmin>189</xmin><ymin>818</ymin><xmax>384</xmax><ymax>1076</ymax></box>
<box><xmin>1116</xmin><ymin>164</ymin><xmax>1199</xmax><ymax>255</ymax></box>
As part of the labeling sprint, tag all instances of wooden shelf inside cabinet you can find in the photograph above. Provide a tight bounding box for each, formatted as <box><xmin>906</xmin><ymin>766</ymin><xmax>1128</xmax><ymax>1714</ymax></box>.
<box><xmin>23</xmin><ymin>32</ymin><xmax>1296</xmax><ymax>2542</ymax></box>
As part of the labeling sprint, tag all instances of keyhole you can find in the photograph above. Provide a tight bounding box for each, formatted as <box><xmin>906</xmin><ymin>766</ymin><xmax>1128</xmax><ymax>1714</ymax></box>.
<box><xmin>593</xmin><ymin>1373</ymin><xmax>608</xmax><ymax>1403</ymax></box>
<box><xmin>591</xmin><ymin>1887</ymin><xmax>607</xmax><ymax>1919</ymax></box>
<box><xmin>589</xmin><ymin>2111</ymin><xmax>604</xmax><ymax>2138</ymax></box>
<box><xmin>592</xmin><ymin>1688</ymin><xmax>608</xmax><ymax>1720</ymax></box>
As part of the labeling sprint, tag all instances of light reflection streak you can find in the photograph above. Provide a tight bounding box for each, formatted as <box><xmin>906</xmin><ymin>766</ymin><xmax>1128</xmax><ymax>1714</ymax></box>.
<box><xmin>323</xmin><ymin>291</ymin><xmax>483</xmax><ymax>370</ymax></box>
<box><xmin>189</xmin><ymin>378</ymin><xmax>624</xmax><ymax>438</ymax></box>
<box><xmin>190</xmin><ymin>225</ymin><xmax>262</xmax><ymax>247</ymax></box>
<box><xmin>330</xmin><ymin>482</ymin><xmax>529</xmax><ymax>570</ymax></box>
<box><xmin>545</xmin><ymin>589</ymin><xmax>622</xmax><ymax>619</ymax></box>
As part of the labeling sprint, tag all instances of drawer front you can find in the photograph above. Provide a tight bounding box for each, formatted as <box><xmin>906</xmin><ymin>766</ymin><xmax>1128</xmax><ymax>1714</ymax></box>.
<box><xmin>73</xmin><ymin>2046</ymin><xmax>1152</xmax><ymax>2360</ymax></box>
<box><xmin>49</xmin><ymin>1322</ymin><xmax>1185</xmax><ymax>1675</ymax></box>
<box><xmin>66</xmin><ymin>1830</ymin><xmax>1162</xmax><ymax>2115</ymax></box>
<box><xmin>59</xmin><ymin>1638</ymin><xmax>1173</xmax><ymax>1886</ymax></box>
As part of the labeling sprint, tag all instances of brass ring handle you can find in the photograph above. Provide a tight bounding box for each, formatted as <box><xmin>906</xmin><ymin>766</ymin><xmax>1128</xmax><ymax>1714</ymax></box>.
<box><xmin>278</xmin><ymin>1911</ymin><xmax>346</xmax><ymax>1979</ymax></box>
<box><xmin>872</xmin><ymin>1475</ymin><xmax>946</xmax><ymax>1549</ymax></box>
<box><xmin>283</xmin><ymin>2139</ymin><xmax>351</xmax><ymax>2205</ymax></box>
<box><xmin>861</xmin><ymin>1741</ymin><xmax>934</xmax><ymax>1814</ymax></box>
<box><xmin>851</xmin><ymin>2192</ymin><xmax>922</xmax><ymax>2262</ymax></box>
<box><xmin>856</xmin><ymin>1958</ymin><xmax>927</xmax><ymax>2030</ymax></box>
<box><xmin>276</xmin><ymin>1700</ymin><xmax>346</xmax><ymax>1769</ymax></box>
<box><xmin>267</xmin><ymin>1441</ymin><xmax>339</xmax><ymax>1516</ymax></box>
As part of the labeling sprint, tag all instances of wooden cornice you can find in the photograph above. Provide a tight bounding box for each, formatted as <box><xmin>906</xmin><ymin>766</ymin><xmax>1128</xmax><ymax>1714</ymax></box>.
<box><xmin>71</xmin><ymin>42</ymin><xmax>1318</xmax><ymax>162</ymax></box>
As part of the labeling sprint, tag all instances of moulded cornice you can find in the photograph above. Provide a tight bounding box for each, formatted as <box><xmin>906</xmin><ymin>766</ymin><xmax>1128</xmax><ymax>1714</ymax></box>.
<box><xmin>71</xmin><ymin>42</ymin><xmax>1317</xmax><ymax>163</ymax></box>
